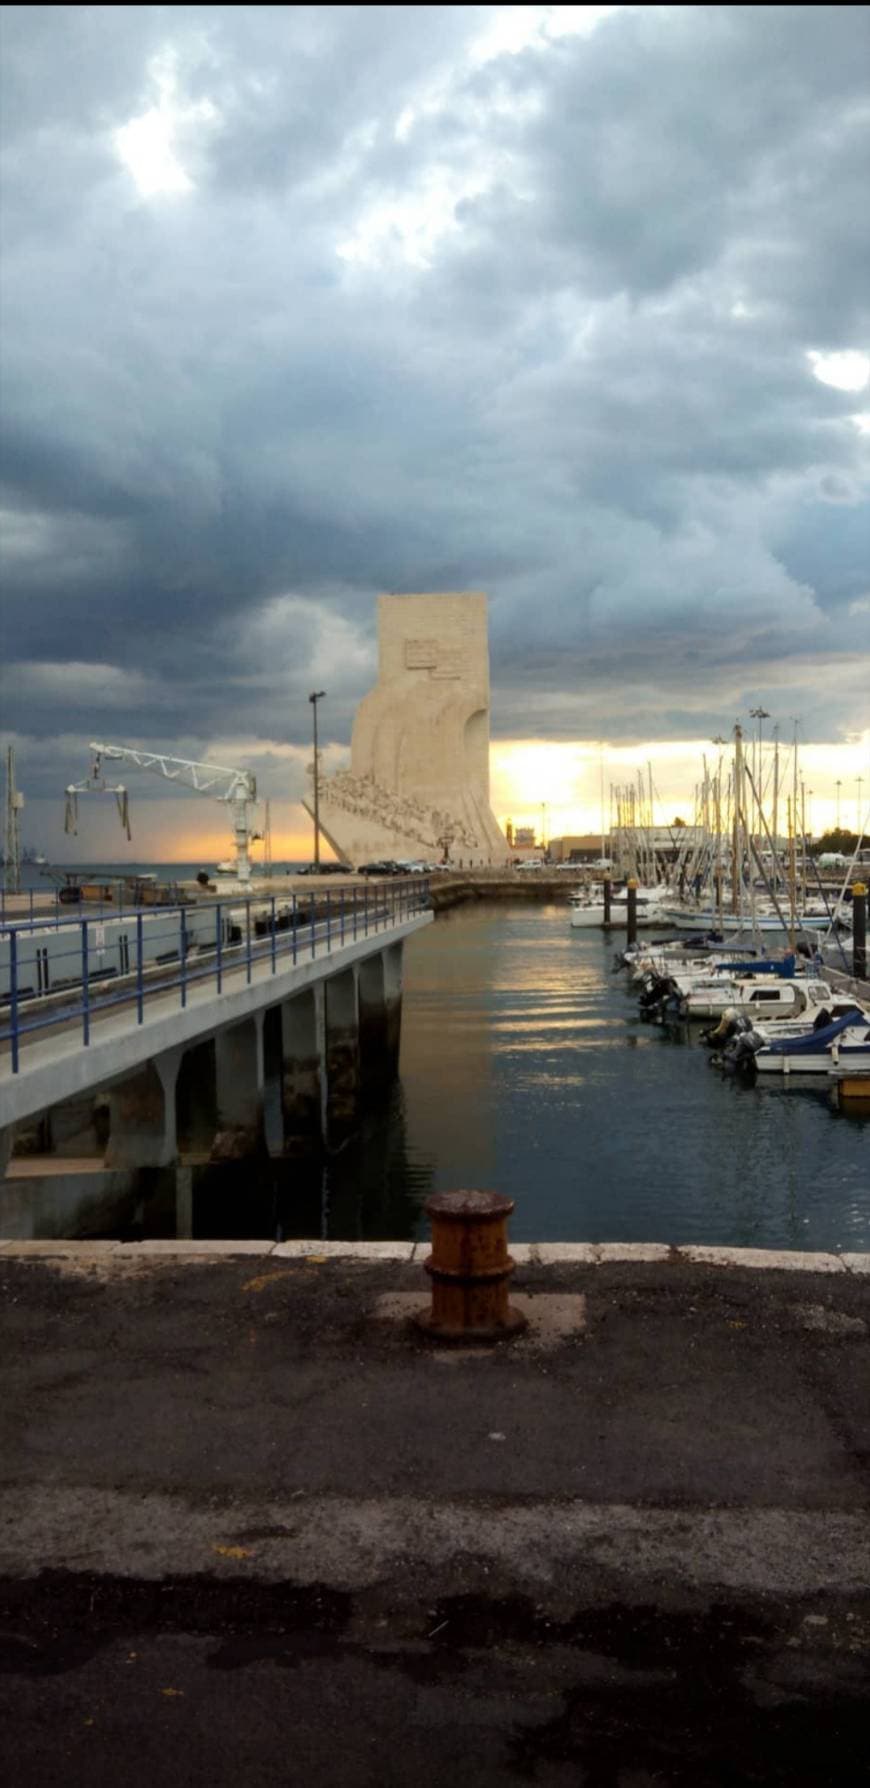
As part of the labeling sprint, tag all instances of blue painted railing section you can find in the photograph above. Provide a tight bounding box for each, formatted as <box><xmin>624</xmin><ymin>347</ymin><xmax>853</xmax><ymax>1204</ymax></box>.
<box><xmin>1</xmin><ymin>880</ymin><xmax>430</xmax><ymax>1072</ymax></box>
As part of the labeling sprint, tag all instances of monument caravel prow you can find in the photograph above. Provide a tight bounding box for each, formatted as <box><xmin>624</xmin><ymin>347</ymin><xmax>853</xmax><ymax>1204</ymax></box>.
<box><xmin>307</xmin><ymin>592</ymin><xmax>506</xmax><ymax>867</ymax></box>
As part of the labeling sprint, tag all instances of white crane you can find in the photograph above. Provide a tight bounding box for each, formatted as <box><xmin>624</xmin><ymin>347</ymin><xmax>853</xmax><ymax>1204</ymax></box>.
<box><xmin>87</xmin><ymin>742</ymin><xmax>260</xmax><ymax>882</ymax></box>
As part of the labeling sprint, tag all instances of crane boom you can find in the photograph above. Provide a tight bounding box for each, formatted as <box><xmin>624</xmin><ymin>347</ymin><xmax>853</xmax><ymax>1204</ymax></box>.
<box><xmin>89</xmin><ymin>743</ymin><xmax>255</xmax><ymax>803</ymax></box>
<box><xmin>88</xmin><ymin>742</ymin><xmax>259</xmax><ymax>880</ymax></box>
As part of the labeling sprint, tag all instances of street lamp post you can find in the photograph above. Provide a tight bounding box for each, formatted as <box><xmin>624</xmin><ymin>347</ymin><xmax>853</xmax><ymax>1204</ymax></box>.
<box><xmin>749</xmin><ymin>707</ymin><xmax>770</xmax><ymax>849</ymax></box>
<box><xmin>309</xmin><ymin>690</ymin><xmax>326</xmax><ymax>868</ymax></box>
<box><xmin>836</xmin><ymin>780</ymin><xmax>842</xmax><ymax>831</ymax></box>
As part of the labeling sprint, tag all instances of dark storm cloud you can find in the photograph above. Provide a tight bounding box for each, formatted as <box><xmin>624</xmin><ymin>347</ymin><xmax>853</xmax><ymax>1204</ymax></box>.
<box><xmin>1</xmin><ymin>3</ymin><xmax>868</xmax><ymax>808</ymax></box>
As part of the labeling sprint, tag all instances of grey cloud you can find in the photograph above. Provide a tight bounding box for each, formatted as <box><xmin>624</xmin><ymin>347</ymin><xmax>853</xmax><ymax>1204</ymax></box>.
<box><xmin>1</xmin><ymin>4</ymin><xmax>868</xmax><ymax>808</ymax></box>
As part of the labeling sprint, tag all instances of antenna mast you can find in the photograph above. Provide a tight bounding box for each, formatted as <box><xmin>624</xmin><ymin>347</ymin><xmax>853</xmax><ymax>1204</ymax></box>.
<box><xmin>4</xmin><ymin>746</ymin><xmax>23</xmax><ymax>894</ymax></box>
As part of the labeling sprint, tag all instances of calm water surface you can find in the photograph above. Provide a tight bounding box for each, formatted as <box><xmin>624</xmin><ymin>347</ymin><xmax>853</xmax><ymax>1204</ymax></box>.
<box><xmin>199</xmin><ymin>901</ymin><xmax>869</xmax><ymax>1252</ymax></box>
<box><xmin>11</xmin><ymin>897</ymin><xmax>865</xmax><ymax>1248</ymax></box>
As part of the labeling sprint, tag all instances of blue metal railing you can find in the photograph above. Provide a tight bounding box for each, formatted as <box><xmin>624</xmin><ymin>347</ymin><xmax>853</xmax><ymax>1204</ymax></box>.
<box><xmin>0</xmin><ymin>879</ymin><xmax>431</xmax><ymax>1073</ymax></box>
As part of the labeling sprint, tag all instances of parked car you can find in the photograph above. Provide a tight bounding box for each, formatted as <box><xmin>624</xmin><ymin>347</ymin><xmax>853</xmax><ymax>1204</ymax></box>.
<box><xmin>357</xmin><ymin>860</ymin><xmax>399</xmax><ymax>876</ymax></box>
<box><xmin>295</xmin><ymin>861</ymin><xmax>353</xmax><ymax>875</ymax></box>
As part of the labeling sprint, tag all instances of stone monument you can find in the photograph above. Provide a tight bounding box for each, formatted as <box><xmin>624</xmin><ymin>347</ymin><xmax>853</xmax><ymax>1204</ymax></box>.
<box><xmin>306</xmin><ymin>592</ymin><xmax>506</xmax><ymax>866</ymax></box>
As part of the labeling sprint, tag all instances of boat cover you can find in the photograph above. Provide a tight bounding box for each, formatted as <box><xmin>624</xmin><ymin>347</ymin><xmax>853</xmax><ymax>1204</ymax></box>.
<box><xmin>759</xmin><ymin>1008</ymin><xmax>867</xmax><ymax>1057</ymax></box>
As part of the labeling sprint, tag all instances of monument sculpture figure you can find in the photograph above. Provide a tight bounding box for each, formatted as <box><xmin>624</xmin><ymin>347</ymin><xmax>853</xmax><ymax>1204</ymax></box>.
<box><xmin>306</xmin><ymin>592</ymin><xmax>506</xmax><ymax>866</ymax></box>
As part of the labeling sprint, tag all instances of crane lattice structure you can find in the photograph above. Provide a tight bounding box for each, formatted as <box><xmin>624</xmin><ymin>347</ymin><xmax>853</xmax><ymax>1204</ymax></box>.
<box><xmin>88</xmin><ymin>742</ymin><xmax>259</xmax><ymax>881</ymax></box>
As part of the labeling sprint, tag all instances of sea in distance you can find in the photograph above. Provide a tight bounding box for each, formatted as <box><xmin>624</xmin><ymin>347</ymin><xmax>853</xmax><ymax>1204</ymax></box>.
<box><xmin>7</xmin><ymin>868</ymin><xmax>869</xmax><ymax>1252</ymax></box>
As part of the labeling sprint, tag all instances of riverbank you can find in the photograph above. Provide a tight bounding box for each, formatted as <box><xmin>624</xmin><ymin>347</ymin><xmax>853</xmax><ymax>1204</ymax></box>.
<box><xmin>0</xmin><ymin>1244</ymin><xmax>867</xmax><ymax>1785</ymax></box>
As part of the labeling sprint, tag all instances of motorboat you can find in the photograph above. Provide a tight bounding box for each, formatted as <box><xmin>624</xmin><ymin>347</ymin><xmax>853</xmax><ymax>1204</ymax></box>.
<box><xmin>676</xmin><ymin>971</ymin><xmax>834</xmax><ymax>1023</ymax></box>
<box><xmin>723</xmin><ymin>1008</ymin><xmax>870</xmax><ymax>1077</ymax></box>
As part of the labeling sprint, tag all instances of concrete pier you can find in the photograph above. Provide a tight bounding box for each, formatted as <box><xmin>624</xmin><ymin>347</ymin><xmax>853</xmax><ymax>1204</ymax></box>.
<box><xmin>0</xmin><ymin>1243</ymin><xmax>867</xmax><ymax>1786</ymax></box>
<box><xmin>1</xmin><ymin>910</ymin><xmax>430</xmax><ymax>1237</ymax></box>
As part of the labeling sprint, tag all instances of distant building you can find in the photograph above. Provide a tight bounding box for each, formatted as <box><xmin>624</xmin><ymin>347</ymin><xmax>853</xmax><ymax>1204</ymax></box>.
<box><xmin>513</xmin><ymin>827</ymin><xmax>536</xmax><ymax>848</ymax></box>
<box><xmin>549</xmin><ymin>835</ymin><xmax>611</xmax><ymax>865</ymax></box>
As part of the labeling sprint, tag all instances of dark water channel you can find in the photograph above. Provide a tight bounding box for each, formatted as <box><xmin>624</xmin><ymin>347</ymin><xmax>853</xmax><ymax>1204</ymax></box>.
<box><xmin>172</xmin><ymin>901</ymin><xmax>870</xmax><ymax>1250</ymax></box>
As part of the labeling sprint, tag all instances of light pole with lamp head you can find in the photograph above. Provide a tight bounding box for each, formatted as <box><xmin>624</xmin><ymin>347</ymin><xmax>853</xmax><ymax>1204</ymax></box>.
<box><xmin>309</xmin><ymin>691</ymin><xmax>326</xmax><ymax>868</ymax></box>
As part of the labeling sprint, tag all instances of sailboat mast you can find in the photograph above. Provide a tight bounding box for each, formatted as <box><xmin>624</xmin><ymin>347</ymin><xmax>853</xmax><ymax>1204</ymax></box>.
<box><xmin>732</xmin><ymin>724</ymin><xmax>744</xmax><ymax>917</ymax></box>
<box><xmin>772</xmin><ymin>726</ymin><xmax>780</xmax><ymax>876</ymax></box>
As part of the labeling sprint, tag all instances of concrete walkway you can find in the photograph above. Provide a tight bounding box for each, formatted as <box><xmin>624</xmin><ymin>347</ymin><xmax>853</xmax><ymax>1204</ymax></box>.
<box><xmin>0</xmin><ymin>1245</ymin><xmax>868</xmax><ymax>1783</ymax></box>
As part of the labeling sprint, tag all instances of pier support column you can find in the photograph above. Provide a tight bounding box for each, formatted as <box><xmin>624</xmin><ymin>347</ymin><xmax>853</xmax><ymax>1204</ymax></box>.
<box><xmin>261</xmin><ymin>1005</ymin><xmax>286</xmax><ymax>1158</ymax></box>
<box><xmin>324</xmin><ymin>967</ymin><xmax>360</xmax><ymax>1146</ymax></box>
<box><xmin>280</xmin><ymin>988</ymin><xmax>323</xmax><ymax>1155</ymax></box>
<box><xmin>358</xmin><ymin>953</ymin><xmax>389</xmax><ymax>1092</ymax></box>
<box><xmin>212</xmin><ymin>1015</ymin><xmax>265</xmax><ymax>1161</ymax></box>
<box><xmin>175</xmin><ymin>1041</ymin><xmax>217</xmax><ymax>1160</ymax></box>
<box><xmin>603</xmin><ymin>879</ymin><xmax>611</xmax><ymax>926</ymax></box>
<box><xmin>382</xmin><ymin>941</ymin><xmax>404</xmax><ymax>1072</ymax></box>
<box><xmin>0</xmin><ymin>1127</ymin><xmax>13</xmax><ymax>1180</ymax></box>
<box><xmin>853</xmin><ymin>883</ymin><xmax>867</xmax><ymax>983</ymax></box>
<box><xmin>626</xmin><ymin>879</ymin><xmax>638</xmax><ymax>948</ymax></box>
<box><xmin>104</xmin><ymin>1047</ymin><xmax>181</xmax><ymax>1169</ymax></box>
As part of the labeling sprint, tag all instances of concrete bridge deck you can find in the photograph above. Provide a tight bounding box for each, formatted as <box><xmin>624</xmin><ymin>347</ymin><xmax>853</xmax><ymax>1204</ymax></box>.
<box><xmin>0</xmin><ymin>1243</ymin><xmax>867</xmax><ymax>1785</ymax></box>
<box><xmin>1</xmin><ymin>903</ymin><xmax>431</xmax><ymax>1129</ymax></box>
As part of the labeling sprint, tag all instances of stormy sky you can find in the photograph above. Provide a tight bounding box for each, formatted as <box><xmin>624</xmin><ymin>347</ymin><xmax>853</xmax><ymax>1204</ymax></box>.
<box><xmin>1</xmin><ymin>5</ymin><xmax>868</xmax><ymax>856</ymax></box>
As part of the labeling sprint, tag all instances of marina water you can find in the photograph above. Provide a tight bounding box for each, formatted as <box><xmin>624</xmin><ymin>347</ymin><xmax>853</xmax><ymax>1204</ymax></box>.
<box><xmin>6</xmin><ymin>877</ymin><xmax>868</xmax><ymax>1250</ymax></box>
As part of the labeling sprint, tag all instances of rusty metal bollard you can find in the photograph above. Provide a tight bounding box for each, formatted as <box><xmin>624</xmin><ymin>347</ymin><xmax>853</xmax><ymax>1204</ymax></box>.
<box><xmin>416</xmin><ymin>1190</ymin><xmax>527</xmax><ymax>1341</ymax></box>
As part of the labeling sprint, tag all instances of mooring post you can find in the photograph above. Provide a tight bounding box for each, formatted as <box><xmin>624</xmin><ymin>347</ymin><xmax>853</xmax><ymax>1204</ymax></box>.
<box><xmin>626</xmin><ymin>877</ymin><xmax>638</xmax><ymax>947</ymax></box>
<box><xmin>853</xmin><ymin>882</ymin><xmax>867</xmax><ymax>983</ymax></box>
<box><xmin>603</xmin><ymin>878</ymin><xmax>612</xmax><ymax>925</ymax></box>
<box><xmin>417</xmin><ymin>1190</ymin><xmax>527</xmax><ymax>1342</ymax></box>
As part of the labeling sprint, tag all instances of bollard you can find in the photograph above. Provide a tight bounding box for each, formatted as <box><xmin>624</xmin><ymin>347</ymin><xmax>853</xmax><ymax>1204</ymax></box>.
<box><xmin>416</xmin><ymin>1190</ymin><xmax>527</xmax><ymax>1341</ymax></box>
<box><xmin>853</xmin><ymin>882</ymin><xmax>867</xmax><ymax>983</ymax></box>
<box><xmin>626</xmin><ymin>877</ymin><xmax>638</xmax><ymax>947</ymax></box>
<box><xmin>603</xmin><ymin>878</ymin><xmax>611</xmax><ymax>925</ymax></box>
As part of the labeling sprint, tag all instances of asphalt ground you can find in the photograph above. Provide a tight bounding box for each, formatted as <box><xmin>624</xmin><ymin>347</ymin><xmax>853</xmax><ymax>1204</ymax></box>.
<box><xmin>0</xmin><ymin>1253</ymin><xmax>868</xmax><ymax>1785</ymax></box>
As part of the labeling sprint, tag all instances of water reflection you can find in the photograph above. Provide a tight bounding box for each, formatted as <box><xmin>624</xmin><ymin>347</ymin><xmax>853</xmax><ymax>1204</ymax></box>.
<box><xmin>179</xmin><ymin>1079</ymin><xmax>434</xmax><ymax>1243</ymax></box>
<box><xmin>397</xmin><ymin>903</ymin><xmax>870</xmax><ymax>1252</ymax></box>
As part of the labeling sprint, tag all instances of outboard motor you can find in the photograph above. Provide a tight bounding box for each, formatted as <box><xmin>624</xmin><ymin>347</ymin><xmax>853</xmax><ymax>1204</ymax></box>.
<box><xmin>717</xmin><ymin>1027</ymin><xmax>766</xmax><ymax>1077</ymax></box>
<box><xmin>701</xmin><ymin>1006</ymin><xmax>747</xmax><ymax>1048</ymax></box>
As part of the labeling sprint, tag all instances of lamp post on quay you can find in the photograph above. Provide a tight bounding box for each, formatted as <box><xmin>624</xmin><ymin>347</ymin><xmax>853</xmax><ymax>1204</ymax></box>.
<box><xmin>309</xmin><ymin>690</ymin><xmax>326</xmax><ymax>868</ymax></box>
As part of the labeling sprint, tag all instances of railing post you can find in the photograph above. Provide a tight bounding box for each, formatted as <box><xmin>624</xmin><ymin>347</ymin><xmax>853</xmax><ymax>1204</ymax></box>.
<box><xmin>353</xmin><ymin>885</ymin><xmax>358</xmax><ymax>942</ymax></box>
<box><xmin>216</xmin><ymin>902</ymin><xmax>223</xmax><ymax>994</ymax></box>
<box><xmin>179</xmin><ymin>906</ymin><xmax>187</xmax><ymax>1008</ymax></box>
<box><xmin>326</xmin><ymin>890</ymin><xmax>332</xmax><ymax>953</ymax></box>
<box><xmin>81</xmin><ymin>920</ymin><xmax>90</xmax><ymax>1047</ymax></box>
<box><xmin>9</xmin><ymin>928</ymin><xmax>19</xmax><ymax>1074</ymax></box>
<box><xmin>292</xmin><ymin>893</ymin><xmax>298</xmax><ymax>965</ymax></box>
<box><xmin>246</xmin><ymin>898</ymin><xmax>253</xmax><ymax>984</ymax></box>
<box><xmin>270</xmin><ymin>894</ymin><xmax>277</xmax><ymax>973</ymax></box>
<box><xmin>310</xmin><ymin>895</ymin><xmax>316</xmax><ymax>961</ymax></box>
<box><xmin>364</xmin><ymin>881</ymin><xmax>368</xmax><ymax>936</ymax></box>
<box><xmin>29</xmin><ymin>889</ymin><xmax>34</xmax><ymax>923</ymax></box>
<box><xmin>340</xmin><ymin>888</ymin><xmax>345</xmax><ymax>946</ymax></box>
<box><xmin>136</xmin><ymin>912</ymin><xmax>144</xmax><ymax>1023</ymax></box>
